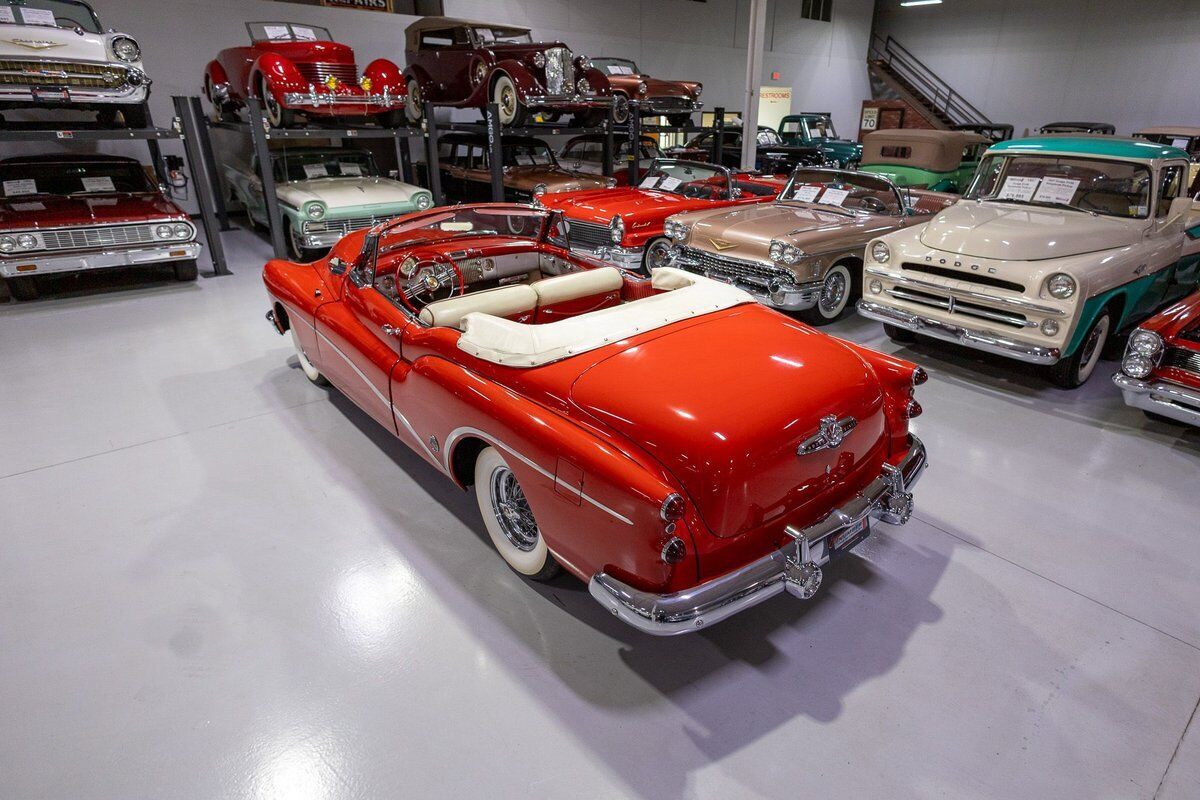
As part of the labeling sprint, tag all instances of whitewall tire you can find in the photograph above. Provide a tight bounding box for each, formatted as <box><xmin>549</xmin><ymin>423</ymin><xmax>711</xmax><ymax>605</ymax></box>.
<box><xmin>800</xmin><ymin>263</ymin><xmax>855</xmax><ymax>325</ymax></box>
<box><xmin>290</xmin><ymin>326</ymin><xmax>328</xmax><ymax>386</ymax></box>
<box><xmin>1051</xmin><ymin>309</ymin><xmax>1110</xmax><ymax>388</ymax></box>
<box><xmin>474</xmin><ymin>446</ymin><xmax>560</xmax><ymax>580</ymax></box>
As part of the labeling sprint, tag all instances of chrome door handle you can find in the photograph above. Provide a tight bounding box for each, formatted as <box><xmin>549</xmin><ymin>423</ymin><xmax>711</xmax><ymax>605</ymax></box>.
<box><xmin>382</xmin><ymin>324</ymin><xmax>402</xmax><ymax>336</ymax></box>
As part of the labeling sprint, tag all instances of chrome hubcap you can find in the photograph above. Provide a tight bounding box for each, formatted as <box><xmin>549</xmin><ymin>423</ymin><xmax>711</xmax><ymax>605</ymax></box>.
<box><xmin>489</xmin><ymin>466</ymin><xmax>538</xmax><ymax>551</ymax></box>
<box><xmin>646</xmin><ymin>241</ymin><xmax>671</xmax><ymax>270</ymax></box>
<box><xmin>819</xmin><ymin>270</ymin><xmax>847</xmax><ymax>315</ymax></box>
<box><xmin>500</xmin><ymin>85</ymin><xmax>515</xmax><ymax>117</ymax></box>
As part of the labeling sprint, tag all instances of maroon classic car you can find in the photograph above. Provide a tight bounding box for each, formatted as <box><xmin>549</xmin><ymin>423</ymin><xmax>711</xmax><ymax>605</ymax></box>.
<box><xmin>0</xmin><ymin>155</ymin><xmax>200</xmax><ymax>300</ymax></box>
<box><xmin>204</xmin><ymin>22</ymin><xmax>407</xmax><ymax>128</ymax></box>
<box><xmin>1114</xmin><ymin>289</ymin><xmax>1200</xmax><ymax>428</ymax></box>
<box><xmin>590</xmin><ymin>57</ymin><xmax>701</xmax><ymax>126</ymax></box>
<box><xmin>402</xmin><ymin>16</ymin><xmax>612</xmax><ymax>127</ymax></box>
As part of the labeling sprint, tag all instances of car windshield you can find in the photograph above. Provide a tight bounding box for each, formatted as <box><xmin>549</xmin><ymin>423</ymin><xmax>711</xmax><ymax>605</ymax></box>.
<box><xmin>966</xmin><ymin>154</ymin><xmax>1153</xmax><ymax>219</ymax></box>
<box><xmin>506</xmin><ymin>142</ymin><xmax>556</xmax><ymax>167</ymax></box>
<box><xmin>803</xmin><ymin>116</ymin><xmax>836</xmax><ymax>139</ymax></box>
<box><xmin>0</xmin><ymin>0</ymin><xmax>100</xmax><ymax>32</ymax></box>
<box><xmin>618</xmin><ymin>139</ymin><xmax>660</xmax><ymax>159</ymax></box>
<box><xmin>378</xmin><ymin>207</ymin><xmax>547</xmax><ymax>255</ymax></box>
<box><xmin>637</xmin><ymin>162</ymin><xmax>728</xmax><ymax>198</ymax></box>
<box><xmin>472</xmin><ymin>26</ymin><xmax>532</xmax><ymax>44</ymax></box>
<box><xmin>248</xmin><ymin>22</ymin><xmax>333</xmax><ymax>42</ymax></box>
<box><xmin>757</xmin><ymin>129</ymin><xmax>783</xmax><ymax>146</ymax></box>
<box><xmin>781</xmin><ymin>169</ymin><xmax>901</xmax><ymax>214</ymax></box>
<box><xmin>593</xmin><ymin>57</ymin><xmax>639</xmax><ymax>76</ymax></box>
<box><xmin>0</xmin><ymin>160</ymin><xmax>153</xmax><ymax>198</ymax></box>
<box><xmin>273</xmin><ymin>150</ymin><xmax>378</xmax><ymax>182</ymax></box>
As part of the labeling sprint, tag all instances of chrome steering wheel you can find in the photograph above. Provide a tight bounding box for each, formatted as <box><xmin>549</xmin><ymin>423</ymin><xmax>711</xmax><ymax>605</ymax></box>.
<box><xmin>395</xmin><ymin>259</ymin><xmax>465</xmax><ymax>312</ymax></box>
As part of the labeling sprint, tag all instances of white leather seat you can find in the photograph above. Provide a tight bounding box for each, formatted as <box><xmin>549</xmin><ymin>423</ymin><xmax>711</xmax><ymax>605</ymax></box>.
<box><xmin>418</xmin><ymin>284</ymin><xmax>538</xmax><ymax>329</ymax></box>
<box><xmin>530</xmin><ymin>267</ymin><xmax>624</xmax><ymax>306</ymax></box>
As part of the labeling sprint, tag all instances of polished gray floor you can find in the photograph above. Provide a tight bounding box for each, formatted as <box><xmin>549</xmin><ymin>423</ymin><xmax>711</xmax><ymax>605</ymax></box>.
<box><xmin>2</xmin><ymin>230</ymin><xmax>1198</xmax><ymax>800</ymax></box>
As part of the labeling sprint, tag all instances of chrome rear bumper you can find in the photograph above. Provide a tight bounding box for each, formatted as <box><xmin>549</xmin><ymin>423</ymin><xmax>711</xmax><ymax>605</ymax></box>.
<box><xmin>588</xmin><ymin>437</ymin><xmax>927</xmax><ymax>635</ymax></box>
<box><xmin>1113</xmin><ymin>373</ymin><xmax>1200</xmax><ymax>427</ymax></box>
<box><xmin>857</xmin><ymin>299</ymin><xmax>1060</xmax><ymax>365</ymax></box>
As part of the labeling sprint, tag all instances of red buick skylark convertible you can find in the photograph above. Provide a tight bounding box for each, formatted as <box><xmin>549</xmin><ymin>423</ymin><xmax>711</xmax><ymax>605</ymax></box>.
<box><xmin>263</xmin><ymin>204</ymin><xmax>928</xmax><ymax>634</ymax></box>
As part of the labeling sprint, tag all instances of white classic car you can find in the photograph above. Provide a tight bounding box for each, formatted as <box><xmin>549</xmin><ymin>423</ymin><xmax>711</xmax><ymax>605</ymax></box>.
<box><xmin>224</xmin><ymin>147</ymin><xmax>433</xmax><ymax>260</ymax></box>
<box><xmin>858</xmin><ymin>136</ymin><xmax>1200</xmax><ymax>387</ymax></box>
<box><xmin>0</xmin><ymin>0</ymin><xmax>151</xmax><ymax>127</ymax></box>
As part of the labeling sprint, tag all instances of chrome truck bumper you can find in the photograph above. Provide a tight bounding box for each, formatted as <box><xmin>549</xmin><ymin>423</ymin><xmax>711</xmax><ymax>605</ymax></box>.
<box><xmin>857</xmin><ymin>299</ymin><xmax>1061</xmax><ymax>365</ymax></box>
<box><xmin>1113</xmin><ymin>373</ymin><xmax>1200</xmax><ymax>427</ymax></box>
<box><xmin>588</xmin><ymin>437</ymin><xmax>928</xmax><ymax>635</ymax></box>
<box><xmin>0</xmin><ymin>241</ymin><xmax>200</xmax><ymax>278</ymax></box>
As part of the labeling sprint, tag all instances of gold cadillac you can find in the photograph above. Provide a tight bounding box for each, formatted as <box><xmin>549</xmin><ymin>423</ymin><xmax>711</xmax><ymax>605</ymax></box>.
<box><xmin>663</xmin><ymin>168</ymin><xmax>955</xmax><ymax>324</ymax></box>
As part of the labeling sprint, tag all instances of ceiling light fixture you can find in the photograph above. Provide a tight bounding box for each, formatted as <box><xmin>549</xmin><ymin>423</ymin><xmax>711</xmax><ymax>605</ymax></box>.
<box><xmin>900</xmin><ymin>0</ymin><xmax>943</xmax><ymax>6</ymax></box>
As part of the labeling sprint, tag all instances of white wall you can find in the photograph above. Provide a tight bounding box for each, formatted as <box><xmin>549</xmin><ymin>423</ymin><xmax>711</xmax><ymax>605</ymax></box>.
<box><xmin>872</xmin><ymin>0</ymin><xmax>1200</xmax><ymax>137</ymax></box>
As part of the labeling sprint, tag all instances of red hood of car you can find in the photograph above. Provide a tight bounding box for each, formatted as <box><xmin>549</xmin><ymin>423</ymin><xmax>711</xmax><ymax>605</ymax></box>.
<box><xmin>253</xmin><ymin>40</ymin><xmax>356</xmax><ymax>64</ymax></box>
<box><xmin>539</xmin><ymin>187</ymin><xmax>727</xmax><ymax>226</ymax></box>
<box><xmin>1142</xmin><ymin>289</ymin><xmax>1200</xmax><ymax>343</ymax></box>
<box><xmin>0</xmin><ymin>193</ymin><xmax>188</xmax><ymax>230</ymax></box>
<box><xmin>569</xmin><ymin>305</ymin><xmax>890</xmax><ymax>539</ymax></box>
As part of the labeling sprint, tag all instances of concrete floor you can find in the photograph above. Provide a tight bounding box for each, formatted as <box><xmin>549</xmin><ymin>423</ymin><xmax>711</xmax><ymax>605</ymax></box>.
<box><xmin>2</xmin><ymin>228</ymin><xmax>1199</xmax><ymax>800</ymax></box>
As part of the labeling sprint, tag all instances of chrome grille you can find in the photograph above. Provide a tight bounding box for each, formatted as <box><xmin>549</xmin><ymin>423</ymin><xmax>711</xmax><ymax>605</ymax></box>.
<box><xmin>885</xmin><ymin>286</ymin><xmax>1030</xmax><ymax>328</ymax></box>
<box><xmin>648</xmin><ymin>97</ymin><xmax>694</xmax><ymax>110</ymax></box>
<box><xmin>0</xmin><ymin>59</ymin><xmax>128</xmax><ymax>89</ymax></box>
<box><xmin>1163</xmin><ymin>346</ymin><xmax>1200</xmax><ymax>374</ymax></box>
<box><xmin>677</xmin><ymin>246</ymin><xmax>795</xmax><ymax>287</ymax></box>
<box><xmin>40</xmin><ymin>224</ymin><xmax>158</xmax><ymax>251</ymax></box>
<box><xmin>902</xmin><ymin>261</ymin><xmax>1025</xmax><ymax>293</ymax></box>
<box><xmin>303</xmin><ymin>215</ymin><xmax>389</xmax><ymax>235</ymax></box>
<box><xmin>566</xmin><ymin>219</ymin><xmax>613</xmax><ymax>250</ymax></box>
<box><xmin>294</xmin><ymin>62</ymin><xmax>359</xmax><ymax>86</ymax></box>
<box><xmin>543</xmin><ymin>47</ymin><xmax>571</xmax><ymax>96</ymax></box>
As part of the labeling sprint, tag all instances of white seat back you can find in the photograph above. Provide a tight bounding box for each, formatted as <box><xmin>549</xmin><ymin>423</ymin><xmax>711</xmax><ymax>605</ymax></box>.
<box><xmin>530</xmin><ymin>267</ymin><xmax>624</xmax><ymax>306</ymax></box>
<box><xmin>418</xmin><ymin>284</ymin><xmax>538</xmax><ymax>329</ymax></box>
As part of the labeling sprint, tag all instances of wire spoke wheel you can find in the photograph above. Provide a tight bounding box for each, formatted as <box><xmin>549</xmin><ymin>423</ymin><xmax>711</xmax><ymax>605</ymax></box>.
<box><xmin>489</xmin><ymin>466</ymin><xmax>539</xmax><ymax>552</ymax></box>
<box><xmin>819</xmin><ymin>269</ymin><xmax>848</xmax><ymax>315</ymax></box>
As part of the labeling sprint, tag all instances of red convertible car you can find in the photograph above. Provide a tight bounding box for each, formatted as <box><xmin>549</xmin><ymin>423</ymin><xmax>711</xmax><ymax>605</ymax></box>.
<box><xmin>262</xmin><ymin>204</ymin><xmax>928</xmax><ymax>634</ymax></box>
<box><xmin>1</xmin><ymin>154</ymin><xmax>199</xmax><ymax>301</ymax></box>
<box><xmin>537</xmin><ymin>159</ymin><xmax>787</xmax><ymax>273</ymax></box>
<box><xmin>204</xmin><ymin>22</ymin><xmax>407</xmax><ymax>128</ymax></box>
<box><xmin>1114</xmin><ymin>289</ymin><xmax>1200</xmax><ymax>427</ymax></box>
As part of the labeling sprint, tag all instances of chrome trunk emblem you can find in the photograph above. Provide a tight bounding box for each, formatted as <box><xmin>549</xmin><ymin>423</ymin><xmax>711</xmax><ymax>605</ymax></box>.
<box><xmin>797</xmin><ymin>415</ymin><xmax>857</xmax><ymax>455</ymax></box>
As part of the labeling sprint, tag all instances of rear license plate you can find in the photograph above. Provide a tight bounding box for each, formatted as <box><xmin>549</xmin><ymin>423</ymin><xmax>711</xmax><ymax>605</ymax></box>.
<box><xmin>829</xmin><ymin>518</ymin><xmax>870</xmax><ymax>555</ymax></box>
<box><xmin>31</xmin><ymin>87</ymin><xmax>70</xmax><ymax>102</ymax></box>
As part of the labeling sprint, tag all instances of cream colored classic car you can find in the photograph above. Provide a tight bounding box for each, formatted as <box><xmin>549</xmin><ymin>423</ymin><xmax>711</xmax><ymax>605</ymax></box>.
<box><xmin>858</xmin><ymin>136</ymin><xmax>1200</xmax><ymax>387</ymax></box>
<box><xmin>0</xmin><ymin>0</ymin><xmax>151</xmax><ymax>127</ymax></box>
<box><xmin>664</xmin><ymin>168</ymin><xmax>954</xmax><ymax>324</ymax></box>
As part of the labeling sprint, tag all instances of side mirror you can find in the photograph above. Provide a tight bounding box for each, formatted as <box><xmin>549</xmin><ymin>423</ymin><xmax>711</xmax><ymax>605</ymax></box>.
<box><xmin>1169</xmin><ymin>195</ymin><xmax>1193</xmax><ymax>220</ymax></box>
<box><xmin>328</xmin><ymin>256</ymin><xmax>348</xmax><ymax>275</ymax></box>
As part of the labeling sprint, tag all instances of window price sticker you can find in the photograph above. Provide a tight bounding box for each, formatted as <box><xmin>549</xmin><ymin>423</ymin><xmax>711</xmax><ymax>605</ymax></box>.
<box><xmin>292</xmin><ymin>26</ymin><xmax>318</xmax><ymax>41</ymax></box>
<box><xmin>2</xmin><ymin>179</ymin><xmax>38</xmax><ymax>197</ymax></box>
<box><xmin>659</xmin><ymin>176</ymin><xmax>682</xmax><ymax>191</ymax></box>
<box><xmin>819</xmin><ymin>188</ymin><xmax>850</xmax><ymax>206</ymax></box>
<box><xmin>20</xmin><ymin>6</ymin><xmax>56</xmax><ymax>25</ymax></box>
<box><xmin>0</xmin><ymin>7</ymin><xmax>14</xmax><ymax>23</ymax></box>
<box><xmin>639</xmin><ymin>175</ymin><xmax>662</xmax><ymax>189</ymax></box>
<box><xmin>302</xmin><ymin>163</ymin><xmax>329</xmax><ymax>179</ymax></box>
<box><xmin>263</xmin><ymin>24</ymin><xmax>291</xmax><ymax>40</ymax></box>
<box><xmin>1032</xmin><ymin>176</ymin><xmax>1080</xmax><ymax>205</ymax></box>
<box><xmin>340</xmin><ymin>163</ymin><xmax>362</xmax><ymax>176</ymax></box>
<box><xmin>997</xmin><ymin>175</ymin><xmax>1041</xmax><ymax>201</ymax></box>
<box><xmin>792</xmin><ymin>185</ymin><xmax>821</xmax><ymax>203</ymax></box>
<box><xmin>81</xmin><ymin>176</ymin><xmax>116</xmax><ymax>193</ymax></box>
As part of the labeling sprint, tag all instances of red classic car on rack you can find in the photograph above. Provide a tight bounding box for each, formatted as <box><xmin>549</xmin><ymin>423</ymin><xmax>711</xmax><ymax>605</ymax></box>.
<box><xmin>536</xmin><ymin>159</ymin><xmax>787</xmax><ymax>273</ymax></box>
<box><xmin>589</xmin><ymin>57</ymin><xmax>702</xmax><ymax>126</ymax></box>
<box><xmin>402</xmin><ymin>17</ymin><xmax>611</xmax><ymax>127</ymax></box>
<box><xmin>204</xmin><ymin>22</ymin><xmax>407</xmax><ymax>128</ymax></box>
<box><xmin>262</xmin><ymin>203</ymin><xmax>928</xmax><ymax>635</ymax></box>
<box><xmin>1114</xmin><ymin>289</ymin><xmax>1200</xmax><ymax>427</ymax></box>
<box><xmin>1</xmin><ymin>154</ymin><xmax>200</xmax><ymax>301</ymax></box>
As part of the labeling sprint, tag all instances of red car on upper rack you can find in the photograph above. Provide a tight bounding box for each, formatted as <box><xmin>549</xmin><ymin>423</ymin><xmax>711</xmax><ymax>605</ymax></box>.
<box><xmin>0</xmin><ymin>154</ymin><xmax>200</xmax><ymax>301</ymax></box>
<box><xmin>204</xmin><ymin>22</ymin><xmax>407</xmax><ymax>128</ymax></box>
<box><xmin>536</xmin><ymin>159</ymin><xmax>788</xmax><ymax>273</ymax></box>
<box><xmin>262</xmin><ymin>203</ymin><xmax>928</xmax><ymax>635</ymax></box>
<box><xmin>1114</xmin><ymin>289</ymin><xmax>1200</xmax><ymax>428</ymax></box>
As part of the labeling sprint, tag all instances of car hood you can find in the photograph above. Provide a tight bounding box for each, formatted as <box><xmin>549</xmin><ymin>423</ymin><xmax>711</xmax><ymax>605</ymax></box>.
<box><xmin>684</xmin><ymin>202</ymin><xmax>873</xmax><ymax>260</ymax></box>
<box><xmin>570</xmin><ymin>306</ymin><xmax>889</xmax><ymax>538</ymax></box>
<box><xmin>505</xmin><ymin>168</ymin><xmax>607</xmax><ymax>193</ymax></box>
<box><xmin>540</xmin><ymin>187</ymin><xmax>711</xmax><ymax>225</ymax></box>
<box><xmin>919</xmin><ymin>201</ymin><xmax>1142</xmax><ymax>260</ymax></box>
<box><xmin>607</xmin><ymin>73</ymin><xmax>697</xmax><ymax>98</ymax></box>
<box><xmin>0</xmin><ymin>193</ymin><xmax>185</xmax><ymax>230</ymax></box>
<box><xmin>277</xmin><ymin>177</ymin><xmax>427</xmax><ymax>210</ymax></box>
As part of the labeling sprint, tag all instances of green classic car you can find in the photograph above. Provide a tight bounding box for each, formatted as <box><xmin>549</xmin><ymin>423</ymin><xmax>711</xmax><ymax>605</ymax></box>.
<box><xmin>224</xmin><ymin>147</ymin><xmax>434</xmax><ymax>260</ymax></box>
<box><xmin>859</xmin><ymin>129</ymin><xmax>991</xmax><ymax>193</ymax></box>
<box><xmin>778</xmin><ymin>112</ymin><xmax>862</xmax><ymax>168</ymax></box>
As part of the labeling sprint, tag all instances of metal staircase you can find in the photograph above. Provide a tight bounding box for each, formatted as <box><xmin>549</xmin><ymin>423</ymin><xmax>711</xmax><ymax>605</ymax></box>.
<box><xmin>867</xmin><ymin>34</ymin><xmax>991</xmax><ymax>129</ymax></box>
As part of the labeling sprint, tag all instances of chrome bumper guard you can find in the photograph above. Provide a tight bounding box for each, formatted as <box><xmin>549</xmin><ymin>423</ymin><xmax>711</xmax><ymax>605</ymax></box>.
<box><xmin>588</xmin><ymin>437</ymin><xmax>928</xmax><ymax>635</ymax></box>
<box><xmin>282</xmin><ymin>89</ymin><xmax>402</xmax><ymax>109</ymax></box>
<box><xmin>525</xmin><ymin>93</ymin><xmax>613</xmax><ymax>107</ymax></box>
<box><xmin>0</xmin><ymin>241</ymin><xmax>200</xmax><ymax>278</ymax></box>
<box><xmin>670</xmin><ymin>250</ymin><xmax>821</xmax><ymax>311</ymax></box>
<box><xmin>1113</xmin><ymin>373</ymin><xmax>1200</xmax><ymax>427</ymax></box>
<box><xmin>857</xmin><ymin>299</ymin><xmax>1061</xmax><ymax>365</ymax></box>
<box><xmin>569</xmin><ymin>243</ymin><xmax>643</xmax><ymax>270</ymax></box>
<box><xmin>641</xmin><ymin>98</ymin><xmax>703</xmax><ymax>114</ymax></box>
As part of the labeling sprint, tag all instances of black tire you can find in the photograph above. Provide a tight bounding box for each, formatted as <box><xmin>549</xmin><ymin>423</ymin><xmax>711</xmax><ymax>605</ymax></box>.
<box><xmin>1050</xmin><ymin>309</ymin><xmax>1111</xmax><ymax>389</ymax></box>
<box><xmin>6</xmin><ymin>276</ymin><xmax>38</xmax><ymax>301</ymax></box>
<box><xmin>376</xmin><ymin>108</ymin><xmax>406</xmax><ymax>128</ymax></box>
<box><xmin>173</xmin><ymin>259</ymin><xmax>198</xmax><ymax>281</ymax></box>
<box><xmin>884</xmin><ymin>323</ymin><xmax>917</xmax><ymax>344</ymax></box>
<box><xmin>666</xmin><ymin>113</ymin><xmax>693</xmax><ymax>127</ymax></box>
<box><xmin>119</xmin><ymin>104</ymin><xmax>148</xmax><ymax>128</ymax></box>
<box><xmin>1143</xmin><ymin>411</ymin><xmax>1177</xmax><ymax>424</ymax></box>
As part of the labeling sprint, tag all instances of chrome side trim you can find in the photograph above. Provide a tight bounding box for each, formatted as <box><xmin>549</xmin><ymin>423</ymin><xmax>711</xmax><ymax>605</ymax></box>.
<box><xmin>589</xmin><ymin>437</ymin><xmax>927</xmax><ymax>635</ymax></box>
<box><xmin>865</xmin><ymin>266</ymin><xmax>1066</xmax><ymax>316</ymax></box>
<box><xmin>857</xmin><ymin>299</ymin><xmax>1061</xmax><ymax>365</ymax></box>
<box><xmin>1113</xmin><ymin>373</ymin><xmax>1200</xmax><ymax>427</ymax></box>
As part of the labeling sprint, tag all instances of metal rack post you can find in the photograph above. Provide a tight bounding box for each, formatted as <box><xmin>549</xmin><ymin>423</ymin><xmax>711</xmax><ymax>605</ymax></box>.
<box><xmin>602</xmin><ymin>104</ymin><xmax>615</xmax><ymax>180</ymax></box>
<box><xmin>422</xmin><ymin>102</ymin><xmax>445</xmax><ymax>207</ymax></box>
<box><xmin>245</xmin><ymin>97</ymin><xmax>289</xmax><ymax>259</ymax></box>
<box><xmin>173</xmin><ymin>96</ymin><xmax>230</xmax><ymax>275</ymax></box>
<box><xmin>712</xmin><ymin>106</ymin><xmax>726</xmax><ymax>166</ymax></box>
<box><xmin>485</xmin><ymin>102</ymin><xmax>504</xmax><ymax>202</ymax></box>
<box><xmin>627</xmin><ymin>102</ymin><xmax>642</xmax><ymax>187</ymax></box>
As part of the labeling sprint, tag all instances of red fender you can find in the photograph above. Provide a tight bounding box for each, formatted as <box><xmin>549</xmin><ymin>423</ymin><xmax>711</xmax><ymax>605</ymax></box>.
<box><xmin>489</xmin><ymin>61</ymin><xmax>540</xmax><ymax>103</ymax></box>
<box><xmin>581</xmin><ymin>66</ymin><xmax>614</xmax><ymax>98</ymax></box>
<box><xmin>249</xmin><ymin>52</ymin><xmax>308</xmax><ymax>103</ymax></box>
<box><xmin>204</xmin><ymin>59</ymin><xmax>229</xmax><ymax>88</ymax></box>
<box><xmin>402</xmin><ymin>65</ymin><xmax>435</xmax><ymax>102</ymax></box>
<box><xmin>362</xmin><ymin>58</ymin><xmax>407</xmax><ymax>98</ymax></box>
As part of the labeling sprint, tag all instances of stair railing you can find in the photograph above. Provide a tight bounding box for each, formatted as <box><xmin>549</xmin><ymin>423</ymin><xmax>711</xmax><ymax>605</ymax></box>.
<box><xmin>868</xmin><ymin>33</ymin><xmax>991</xmax><ymax>126</ymax></box>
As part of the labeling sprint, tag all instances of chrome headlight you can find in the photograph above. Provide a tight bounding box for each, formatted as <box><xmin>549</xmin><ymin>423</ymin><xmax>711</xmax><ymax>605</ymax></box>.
<box><xmin>576</xmin><ymin>77</ymin><xmax>592</xmax><ymax>95</ymax></box>
<box><xmin>870</xmin><ymin>241</ymin><xmax>890</xmax><ymax>264</ymax></box>
<box><xmin>16</xmin><ymin>233</ymin><xmax>38</xmax><ymax>250</ymax></box>
<box><xmin>609</xmin><ymin>215</ymin><xmax>624</xmax><ymax>243</ymax></box>
<box><xmin>637</xmin><ymin>81</ymin><xmax>648</xmax><ymax>96</ymax></box>
<box><xmin>0</xmin><ymin>235</ymin><xmax>15</xmax><ymax>253</ymax></box>
<box><xmin>305</xmin><ymin>202</ymin><xmax>326</xmax><ymax>220</ymax></box>
<box><xmin>532</xmin><ymin>51</ymin><xmax>547</xmax><ymax>68</ymax></box>
<box><xmin>1128</xmin><ymin>329</ymin><xmax>1163</xmax><ymax>357</ymax></box>
<box><xmin>770</xmin><ymin>240</ymin><xmax>802</xmax><ymax>265</ymax></box>
<box><xmin>155</xmin><ymin>224</ymin><xmax>174</xmax><ymax>239</ymax></box>
<box><xmin>1047</xmin><ymin>272</ymin><xmax>1076</xmax><ymax>299</ymax></box>
<box><xmin>576</xmin><ymin>55</ymin><xmax>592</xmax><ymax>71</ymax></box>
<box><xmin>112</xmin><ymin>36</ymin><xmax>141</xmax><ymax>63</ymax></box>
<box><xmin>693</xmin><ymin>84</ymin><xmax>703</xmax><ymax>98</ymax></box>
<box><xmin>414</xmin><ymin>193</ymin><xmax>433</xmax><ymax>210</ymax></box>
<box><xmin>1121</xmin><ymin>353</ymin><xmax>1154</xmax><ymax>379</ymax></box>
<box><xmin>604</xmin><ymin>177</ymin><xmax>617</xmax><ymax>188</ymax></box>
<box><xmin>664</xmin><ymin>220</ymin><xmax>690</xmax><ymax>242</ymax></box>
<box><xmin>172</xmin><ymin>223</ymin><xmax>192</xmax><ymax>240</ymax></box>
<box><xmin>532</xmin><ymin>183</ymin><xmax>548</xmax><ymax>197</ymax></box>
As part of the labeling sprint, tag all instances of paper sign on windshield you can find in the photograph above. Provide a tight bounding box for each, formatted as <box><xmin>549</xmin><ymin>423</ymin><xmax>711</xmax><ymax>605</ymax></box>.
<box><xmin>819</xmin><ymin>188</ymin><xmax>850</xmax><ymax>207</ymax></box>
<box><xmin>292</xmin><ymin>26</ymin><xmax>318</xmax><ymax>41</ymax></box>
<box><xmin>792</xmin><ymin>185</ymin><xmax>821</xmax><ymax>203</ymax></box>
<box><xmin>81</xmin><ymin>176</ymin><xmax>116</xmax><ymax>193</ymax></box>
<box><xmin>340</xmin><ymin>163</ymin><xmax>362</xmax><ymax>176</ymax></box>
<box><xmin>0</xmin><ymin>8</ymin><xmax>15</xmax><ymax>23</ymax></box>
<box><xmin>2</xmin><ymin>179</ymin><xmax>37</xmax><ymax>196</ymax></box>
<box><xmin>1032</xmin><ymin>176</ymin><xmax>1080</xmax><ymax>205</ymax></box>
<box><xmin>639</xmin><ymin>175</ymin><xmax>662</xmax><ymax>189</ymax></box>
<box><xmin>263</xmin><ymin>25</ymin><xmax>291</xmax><ymax>40</ymax></box>
<box><xmin>514</xmin><ymin>154</ymin><xmax>533</xmax><ymax>166</ymax></box>
<box><xmin>302</xmin><ymin>163</ymin><xmax>328</xmax><ymax>179</ymax></box>
<box><xmin>20</xmin><ymin>7</ymin><xmax>56</xmax><ymax>25</ymax></box>
<box><xmin>606</xmin><ymin>66</ymin><xmax>634</xmax><ymax>75</ymax></box>
<box><xmin>997</xmin><ymin>176</ymin><xmax>1040</xmax><ymax>202</ymax></box>
<box><xmin>1172</xmin><ymin>138</ymin><xmax>1191</xmax><ymax>149</ymax></box>
<box><xmin>659</xmin><ymin>176</ymin><xmax>682</xmax><ymax>191</ymax></box>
